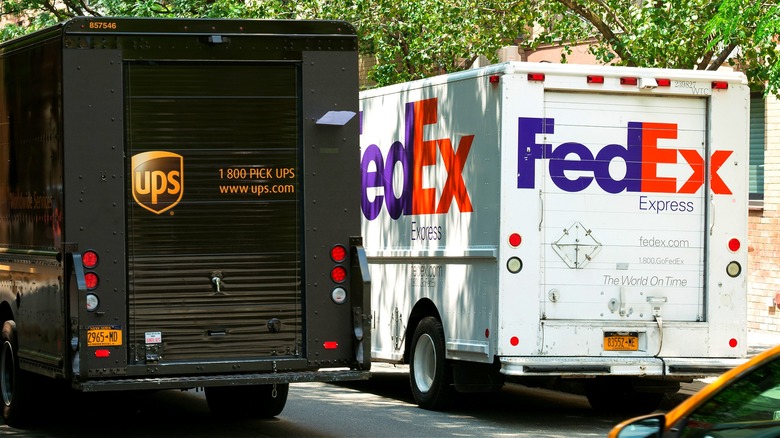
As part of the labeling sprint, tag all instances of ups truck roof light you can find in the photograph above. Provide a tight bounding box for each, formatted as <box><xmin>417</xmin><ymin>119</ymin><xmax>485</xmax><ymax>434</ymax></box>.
<box><xmin>527</xmin><ymin>73</ymin><xmax>545</xmax><ymax>81</ymax></box>
<box><xmin>82</xmin><ymin>250</ymin><xmax>99</xmax><ymax>269</ymax></box>
<box><xmin>587</xmin><ymin>75</ymin><xmax>604</xmax><ymax>84</ymax></box>
<box><xmin>656</xmin><ymin>78</ymin><xmax>671</xmax><ymax>87</ymax></box>
<box><xmin>620</xmin><ymin>77</ymin><xmax>638</xmax><ymax>86</ymax></box>
<box><xmin>489</xmin><ymin>75</ymin><xmax>500</xmax><ymax>84</ymax></box>
<box><xmin>712</xmin><ymin>81</ymin><xmax>729</xmax><ymax>90</ymax></box>
<box><xmin>330</xmin><ymin>266</ymin><xmax>347</xmax><ymax>283</ymax></box>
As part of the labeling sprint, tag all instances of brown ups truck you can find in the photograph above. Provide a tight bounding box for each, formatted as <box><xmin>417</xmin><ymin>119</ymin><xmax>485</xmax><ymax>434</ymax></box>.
<box><xmin>0</xmin><ymin>17</ymin><xmax>370</xmax><ymax>426</ymax></box>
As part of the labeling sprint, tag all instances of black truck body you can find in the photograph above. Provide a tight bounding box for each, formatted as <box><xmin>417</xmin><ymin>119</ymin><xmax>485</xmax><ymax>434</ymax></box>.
<box><xmin>0</xmin><ymin>16</ymin><xmax>369</xmax><ymax>424</ymax></box>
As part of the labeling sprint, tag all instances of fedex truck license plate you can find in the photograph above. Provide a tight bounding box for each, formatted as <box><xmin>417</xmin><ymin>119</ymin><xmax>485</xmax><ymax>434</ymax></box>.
<box><xmin>604</xmin><ymin>332</ymin><xmax>638</xmax><ymax>351</ymax></box>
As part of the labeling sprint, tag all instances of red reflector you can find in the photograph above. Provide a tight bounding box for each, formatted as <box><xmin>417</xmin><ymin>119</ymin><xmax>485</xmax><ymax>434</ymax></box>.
<box><xmin>728</xmin><ymin>238</ymin><xmax>741</xmax><ymax>252</ymax></box>
<box><xmin>330</xmin><ymin>266</ymin><xmax>347</xmax><ymax>283</ymax></box>
<box><xmin>489</xmin><ymin>75</ymin><xmax>500</xmax><ymax>84</ymax></box>
<box><xmin>729</xmin><ymin>338</ymin><xmax>738</xmax><ymax>348</ymax></box>
<box><xmin>508</xmin><ymin>233</ymin><xmax>522</xmax><ymax>247</ymax></box>
<box><xmin>330</xmin><ymin>245</ymin><xmax>347</xmax><ymax>263</ymax></box>
<box><xmin>527</xmin><ymin>73</ymin><xmax>545</xmax><ymax>81</ymax></box>
<box><xmin>656</xmin><ymin>78</ymin><xmax>671</xmax><ymax>87</ymax></box>
<box><xmin>82</xmin><ymin>250</ymin><xmax>99</xmax><ymax>269</ymax></box>
<box><xmin>84</xmin><ymin>272</ymin><xmax>99</xmax><ymax>290</ymax></box>
<box><xmin>712</xmin><ymin>81</ymin><xmax>729</xmax><ymax>90</ymax></box>
<box><xmin>587</xmin><ymin>75</ymin><xmax>604</xmax><ymax>84</ymax></box>
<box><xmin>323</xmin><ymin>341</ymin><xmax>338</xmax><ymax>350</ymax></box>
<box><xmin>620</xmin><ymin>77</ymin><xmax>638</xmax><ymax>85</ymax></box>
<box><xmin>95</xmin><ymin>349</ymin><xmax>110</xmax><ymax>358</ymax></box>
<box><xmin>510</xmin><ymin>336</ymin><xmax>519</xmax><ymax>346</ymax></box>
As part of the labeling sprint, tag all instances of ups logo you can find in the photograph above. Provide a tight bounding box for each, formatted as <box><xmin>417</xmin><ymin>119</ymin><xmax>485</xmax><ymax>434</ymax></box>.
<box><xmin>131</xmin><ymin>151</ymin><xmax>183</xmax><ymax>214</ymax></box>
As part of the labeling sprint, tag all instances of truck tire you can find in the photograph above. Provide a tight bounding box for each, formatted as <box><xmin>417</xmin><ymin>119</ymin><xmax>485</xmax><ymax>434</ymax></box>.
<box><xmin>1</xmin><ymin>321</ymin><xmax>33</xmax><ymax>426</ymax></box>
<box><xmin>410</xmin><ymin>316</ymin><xmax>455</xmax><ymax>410</ymax></box>
<box><xmin>584</xmin><ymin>377</ymin><xmax>663</xmax><ymax>415</ymax></box>
<box><xmin>205</xmin><ymin>383</ymin><xmax>289</xmax><ymax>418</ymax></box>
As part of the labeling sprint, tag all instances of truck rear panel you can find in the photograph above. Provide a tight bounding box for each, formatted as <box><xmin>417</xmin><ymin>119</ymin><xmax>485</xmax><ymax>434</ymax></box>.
<box><xmin>360</xmin><ymin>62</ymin><xmax>748</xmax><ymax>380</ymax></box>
<box><xmin>0</xmin><ymin>17</ymin><xmax>369</xmax><ymax>394</ymax></box>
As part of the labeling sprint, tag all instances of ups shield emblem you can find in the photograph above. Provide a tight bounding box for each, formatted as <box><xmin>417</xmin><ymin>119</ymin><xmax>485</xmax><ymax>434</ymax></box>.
<box><xmin>131</xmin><ymin>151</ymin><xmax>184</xmax><ymax>214</ymax></box>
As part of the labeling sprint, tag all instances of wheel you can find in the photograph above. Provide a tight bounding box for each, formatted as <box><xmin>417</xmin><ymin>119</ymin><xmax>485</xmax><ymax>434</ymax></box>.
<box><xmin>584</xmin><ymin>377</ymin><xmax>663</xmax><ymax>415</ymax></box>
<box><xmin>409</xmin><ymin>316</ymin><xmax>455</xmax><ymax>410</ymax></box>
<box><xmin>205</xmin><ymin>383</ymin><xmax>289</xmax><ymax>418</ymax></box>
<box><xmin>1</xmin><ymin>320</ymin><xmax>33</xmax><ymax>426</ymax></box>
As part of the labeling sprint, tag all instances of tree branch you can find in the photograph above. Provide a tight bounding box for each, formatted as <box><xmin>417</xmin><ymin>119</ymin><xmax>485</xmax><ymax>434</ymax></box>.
<box><xmin>707</xmin><ymin>41</ymin><xmax>738</xmax><ymax>70</ymax></box>
<box><xmin>555</xmin><ymin>0</ymin><xmax>635</xmax><ymax>65</ymax></box>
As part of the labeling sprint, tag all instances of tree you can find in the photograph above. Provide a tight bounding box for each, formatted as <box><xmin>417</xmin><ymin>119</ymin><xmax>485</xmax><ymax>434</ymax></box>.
<box><xmin>294</xmin><ymin>0</ymin><xmax>532</xmax><ymax>86</ymax></box>
<box><xmin>707</xmin><ymin>0</ymin><xmax>780</xmax><ymax>96</ymax></box>
<box><xmin>524</xmin><ymin>0</ymin><xmax>779</xmax><ymax>96</ymax></box>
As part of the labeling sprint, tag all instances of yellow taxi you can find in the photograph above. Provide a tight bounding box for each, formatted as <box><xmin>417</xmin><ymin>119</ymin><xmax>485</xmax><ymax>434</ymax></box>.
<box><xmin>609</xmin><ymin>344</ymin><xmax>780</xmax><ymax>437</ymax></box>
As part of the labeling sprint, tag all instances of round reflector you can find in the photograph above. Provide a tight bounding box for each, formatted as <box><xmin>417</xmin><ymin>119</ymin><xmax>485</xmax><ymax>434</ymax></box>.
<box><xmin>84</xmin><ymin>272</ymin><xmax>99</xmax><ymax>290</ymax></box>
<box><xmin>82</xmin><ymin>250</ymin><xmax>99</xmax><ymax>269</ymax></box>
<box><xmin>507</xmin><ymin>257</ymin><xmax>523</xmax><ymax>274</ymax></box>
<box><xmin>331</xmin><ymin>266</ymin><xmax>347</xmax><ymax>283</ymax></box>
<box><xmin>86</xmin><ymin>293</ymin><xmax>99</xmax><ymax>312</ymax></box>
<box><xmin>331</xmin><ymin>287</ymin><xmax>347</xmax><ymax>304</ymax></box>
<box><xmin>726</xmin><ymin>261</ymin><xmax>742</xmax><ymax>278</ymax></box>
<box><xmin>728</xmin><ymin>238</ymin><xmax>741</xmax><ymax>252</ymax></box>
<box><xmin>508</xmin><ymin>233</ymin><xmax>522</xmax><ymax>247</ymax></box>
<box><xmin>729</xmin><ymin>338</ymin><xmax>738</xmax><ymax>348</ymax></box>
<box><xmin>330</xmin><ymin>245</ymin><xmax>347</xmax><ymax>263</ymax></box>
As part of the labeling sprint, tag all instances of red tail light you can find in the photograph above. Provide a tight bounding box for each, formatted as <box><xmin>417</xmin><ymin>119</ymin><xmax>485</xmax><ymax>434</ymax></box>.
<box><xmin>330</xmin><ymin>245</ymin><xmax>347</xmax><ymax>263</ymax></box>
<box><xmin>330</xmin><ymin>266</ymin><xmax>347</xmax><ymax>283</ymax></box>
<box><xmin>82</xmin><ymin>250</ymin><xmax>99</xmax><ymax>269</ymax></box>
<box><xmin>84</xmin><ymin>272</ymin><xmax>99</xmax><ymax>290</ymax></box>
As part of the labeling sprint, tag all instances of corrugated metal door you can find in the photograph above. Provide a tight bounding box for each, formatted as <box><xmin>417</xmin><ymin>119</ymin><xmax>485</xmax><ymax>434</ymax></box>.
<box><xmin>125</xmin><ymin>62</ymin><xmax>302</xmax><ymax>363</ymax></box>
<box><xmin>540</xmin><ymin>92</ymin><xmax>707</xmax><ymax>323</ymax></box>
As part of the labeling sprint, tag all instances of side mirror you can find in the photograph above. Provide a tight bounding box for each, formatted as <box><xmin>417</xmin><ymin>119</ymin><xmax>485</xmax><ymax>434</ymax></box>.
<box><xmin>611</xmin><ymin>413</ymin><xmax>665</xmax><ymax>438</ymax></box>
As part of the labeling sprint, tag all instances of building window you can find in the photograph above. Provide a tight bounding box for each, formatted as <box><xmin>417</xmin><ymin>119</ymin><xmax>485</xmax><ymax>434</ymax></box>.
<box><xmin>750</xmin><ymin>94</ymin><xmax>765</xmax><ymax>209</ymax></box>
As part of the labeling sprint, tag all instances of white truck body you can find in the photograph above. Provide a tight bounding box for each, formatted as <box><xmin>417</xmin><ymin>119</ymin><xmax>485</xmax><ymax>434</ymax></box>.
<box><xmin>359</xmin><ymin>62</ymin><xmax>749</xmax><ymax>411</ymax></box>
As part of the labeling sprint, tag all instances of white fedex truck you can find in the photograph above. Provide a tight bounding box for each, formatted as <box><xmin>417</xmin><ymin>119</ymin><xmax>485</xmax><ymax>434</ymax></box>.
<box><xmin>359</xmin><ymin>62</ymin><xmax>749</xmax><ymax>413</ymax></box>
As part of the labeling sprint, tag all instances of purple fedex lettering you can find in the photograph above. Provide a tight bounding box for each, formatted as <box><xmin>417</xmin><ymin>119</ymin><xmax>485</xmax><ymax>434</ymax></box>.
<box><xmin>361</xmin><ymin>98</ymin><xmax>474</xmax><ymax>220</ymax></box>
<box><xmin>517</xmin><ymin>117</ymin><xmax>732</xmax><ymax>194</ymax></box>
<box><xmin>517</xmin><ymin>117</ymin><xmax>641</xmax><ymax>193</ymax></box>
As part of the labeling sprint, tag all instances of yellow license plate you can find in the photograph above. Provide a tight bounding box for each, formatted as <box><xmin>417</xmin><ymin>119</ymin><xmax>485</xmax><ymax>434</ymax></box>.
<box><xmin>87</xmin><ymin>326</ymin><xmax>122</xmax><ymax>347</ymax></box>
<box><xmin>604</xmin><ymin>332</ymin><xmax>638</xmax><ymax>351</ymax></box>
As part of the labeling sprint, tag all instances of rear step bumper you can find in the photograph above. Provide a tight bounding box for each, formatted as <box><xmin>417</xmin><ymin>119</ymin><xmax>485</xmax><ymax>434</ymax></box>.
<box><xmin>79</xmin><ymin>370</ymin><xmax>369</xmax><ymax>392</ymax></box>
<box><xmin>500</xmin><ymin>356</ymin><xmax>747</xmax><ymax>377</ymax></box>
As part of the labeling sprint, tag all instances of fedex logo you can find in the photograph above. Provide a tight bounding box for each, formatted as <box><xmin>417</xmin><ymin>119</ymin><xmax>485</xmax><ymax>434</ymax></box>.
<box><xmin>361</xmin><ymin>98</ymin><xmax>474</xmax><ymax>220</ymax></box>
<box><xmin>518</xmin><ymin>117</ymin><xmax>733</xmax><ymax>194</ymax></box>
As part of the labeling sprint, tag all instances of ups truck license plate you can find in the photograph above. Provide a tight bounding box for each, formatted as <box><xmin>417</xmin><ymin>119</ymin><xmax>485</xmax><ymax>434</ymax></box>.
<box><xmin>604</xmin><ymin>332</ymin><xmax>638</xmax><ymax>351</ymax></box>
<box><xmin>87</xmin><ymin>326</ymin><xmax>123</xmax><ymax>347</ymax></box>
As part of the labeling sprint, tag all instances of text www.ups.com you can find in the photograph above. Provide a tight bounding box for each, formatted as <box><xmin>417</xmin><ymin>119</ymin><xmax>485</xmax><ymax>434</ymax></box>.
<box><xmin>219</xmin><ymin>184</ymin><xmax>295</xmax><ymax>195</ymax></box>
